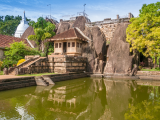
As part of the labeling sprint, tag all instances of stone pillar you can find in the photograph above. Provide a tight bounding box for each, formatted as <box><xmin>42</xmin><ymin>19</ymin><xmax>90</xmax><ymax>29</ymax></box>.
<box><xmin>128</xmin><ymin>13</ymin><xmax>132</xmax><ymax>18</ymax></box>
<box><xmin>117</xmin><ymin>14</ymin><xmax>119</xmax><ymax>19</ymax></box>
<box><xmin>60</xmin><ymin>19</ymin><xmax>63</xmax><ymax>22</ymax></box>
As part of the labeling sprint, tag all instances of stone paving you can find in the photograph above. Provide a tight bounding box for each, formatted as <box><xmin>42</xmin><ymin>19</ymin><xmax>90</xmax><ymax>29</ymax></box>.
<box><xmin>0</xmin><ymin>75</ymin><xmax>28</xmax><ymax>80</ymax></box>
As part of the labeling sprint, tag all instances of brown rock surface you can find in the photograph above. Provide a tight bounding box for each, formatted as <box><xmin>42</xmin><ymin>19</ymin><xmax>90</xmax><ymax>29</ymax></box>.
<box><xmin>92</xmin><ymin>27</ymin><xmax>106</xmax><ymax>60</ymax></box>
<box><xmin>73</xmin><ymin>16</ymin><xmax>86</xmax><ymax>31</ymax></box>
<box><xmin>104</xmin><ymin>23</ymin><xmax>133</xmax><ymax>75</ymax></box>
<box><xmin>56</xmin><ymin>22</ymin><xmax>70</xmax><ymax>34</ymax></box>
<box><xmin>82</xmin><ymin>26</ymin><xmax>106</xmax><ymax>73</ymax></box>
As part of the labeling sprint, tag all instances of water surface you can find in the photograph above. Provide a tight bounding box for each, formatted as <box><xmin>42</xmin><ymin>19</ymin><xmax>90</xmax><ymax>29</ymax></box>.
<box><xmin>0</xmin><ymin>78</ymin><xmax>160</xmax><ymax>120</ymax></box>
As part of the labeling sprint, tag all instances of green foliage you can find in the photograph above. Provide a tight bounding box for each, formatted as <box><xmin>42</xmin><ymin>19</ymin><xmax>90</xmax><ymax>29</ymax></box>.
<box><xmin>126</xmin><ymin>2</ymin><xmax>160</xmax><ymax>58</ymax></box>
<box><xmin>28</xmin><ymin>17</ymin><xmax>55</xmax><ymax>49</ymax></box>
<box><xmin>138</xmin><ymin>66</ymin><xmax>142</xmax><ymax>70</ymax></box>
<box><xmin>0</xmin><ymin>15</ymin><xmax>30</xmax><ymax>36</ymax></box>
<box><xmin>47</xmin><ymin>43</ymin><xmax>54</xmax><ymax>55</ymax></box>
<box><xmin>2</xmin><ymin>41</ymin><xmax>40</xmax><ymax>68</ymax></box>
<box><xmin>141</xmin><ymin>68</ymin><xmax>160</xmax><ymax>71</ymax></box>
<box><xmin>0</xmin><ymin>71</ymin><xmax>3</xmax><ymax>75</ymax></box>
<box><xmin>125</xmin><ymin>87</ymin><xmax>160</xmax><ymax>120</ymax></box>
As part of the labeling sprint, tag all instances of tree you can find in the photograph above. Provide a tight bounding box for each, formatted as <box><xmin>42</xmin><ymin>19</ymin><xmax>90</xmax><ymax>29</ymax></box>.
<box><xmin>0</xmin><ymin>15</ymin><xmax>30</xmax><ymax>36</ymax></box>
<box><xmin>2</xmin><ymin>41</ymin><xmax>40</xmax><ymax>68</ymax></box>
<box><xmin>28</xmin><ymin>17</ymin><xmax>55</xmax><ymax>52</ymax></box>
<box><xmin>126</xmin><ymin>2</ymin><xmax>160</xmax><ymax>67</ymax></box>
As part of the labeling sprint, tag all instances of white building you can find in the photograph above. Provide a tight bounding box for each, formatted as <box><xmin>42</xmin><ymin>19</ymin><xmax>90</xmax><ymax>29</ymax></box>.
<box><xmin>14</xmin><ymin>11</ymin><xmax>29</xmax><ymax>38</ymax></box>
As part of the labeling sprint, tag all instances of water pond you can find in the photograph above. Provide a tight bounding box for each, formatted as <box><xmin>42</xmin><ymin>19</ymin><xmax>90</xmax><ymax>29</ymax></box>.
<box><xmin>0</xmin><ymin>77</ymin><xmax>160</xmax><ymax>120</ymax></box>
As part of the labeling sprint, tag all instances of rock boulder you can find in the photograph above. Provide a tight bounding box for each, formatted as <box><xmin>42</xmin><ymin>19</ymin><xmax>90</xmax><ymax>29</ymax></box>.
<box><xmin>56</xmin><ymin>22</ymin><xmax>70</xmax><ymax>34</ymax></box>
<box><xmin>104</xmin><ymin>23</ymin><xmax>133</xmax><ymax>75</ymax></box>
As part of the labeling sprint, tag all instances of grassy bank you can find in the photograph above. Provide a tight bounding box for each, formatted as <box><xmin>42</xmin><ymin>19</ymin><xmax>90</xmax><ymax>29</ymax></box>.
<box><xmin>0</xmin><ymin>71</ymin><xmax>3</xmax><ymax>75</ymax></box>
<box><xmin>18</xmin><ymin>73</ymin><xmax>56</xmax><ymax>77</ymax></box>
<box><xmin>141</xmin><ymin>69</ymin><xmax>160</xmax><ymax>71</ymax></box>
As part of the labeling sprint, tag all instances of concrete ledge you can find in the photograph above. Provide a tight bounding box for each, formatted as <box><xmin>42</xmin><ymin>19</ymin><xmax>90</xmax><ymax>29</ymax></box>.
<box><xmin>104</xmin><ymin>76</ymin><xmax>139</xmax><ymax>80</ymax></box>
<box><xmin>90</xmin><ymin>74</ymin><xmax>103</xmax><ymax>78</ymax></box>
<box><xmin>139</xmin><ymin>76</ymin><xmax>160</xmax><ymax>81</ymax></box>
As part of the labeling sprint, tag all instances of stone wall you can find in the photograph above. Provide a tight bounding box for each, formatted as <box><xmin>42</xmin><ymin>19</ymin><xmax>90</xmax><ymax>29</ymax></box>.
<box><xmin>100</xmin><ymin>24</ymin><xmax>118</xmax><ymax>42</ymax></box>
<box><xmin>48</xmin><ymin>56</ymin><xmax>87</xmax><ymax>73</ymax></box>
<box><xmin>0</xmin><ymin>77</ymin><xmax>36</xmax><ymax>91</ymax></box>
<box><xmin>85</xmin><ymin>16</ymin><xmax>132</xmax><ymax>43</ymax></box>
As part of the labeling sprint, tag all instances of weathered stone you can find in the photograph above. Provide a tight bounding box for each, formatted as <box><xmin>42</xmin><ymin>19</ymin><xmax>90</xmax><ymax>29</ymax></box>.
<box><xmin>73</xmin><ymin>16</ymin><xmax>86</xmax><ymax>31</ymax></box>
<box><xmin>92</xmin><ymin>26</ymin><xmax>107</xmax><ymax>60</ymax></box>
<box><xmin>3</xmin><ymin>68</ymin><xmax>8</xmax><ymax>75</ymax></box>
<box><xmin>56</xmin><ymin>22</ymin><xmax>70</xmax><ymax>34</ymax></box>
<box><xmin>130</xmin><ymin>64</ymin><xmax>138</xmax><ymax>76</ymax></box>
<box><xmin>104</xmin><ymin>23</ymin><xmax>133</xmax><ymax>75</ymax></box>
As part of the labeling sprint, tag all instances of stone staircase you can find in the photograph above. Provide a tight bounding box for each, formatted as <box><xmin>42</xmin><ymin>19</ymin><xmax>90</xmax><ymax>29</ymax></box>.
<box><xmin>8</xmin><ymin>57</ymin><xmax>46</xmax><ymax>75</ymax></box>
<box><xmin>35</xmin><ymin>76</ymin><xmax>49</xmax><ymax>86</ymax></box>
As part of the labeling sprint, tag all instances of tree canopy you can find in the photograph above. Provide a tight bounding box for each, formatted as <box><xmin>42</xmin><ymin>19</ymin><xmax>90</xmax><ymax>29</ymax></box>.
<box><xmin>0</xmin><ymin>15</ymin><xmax>30</xmax><ymax>36</ymax></box>
<box><xmin>126</xmin><ymin>2</ymin><xmax>160</xmax><ymax>59</ymax></box>
<box><xmin>2</xmin><ymin>41</ymin><xmax>40</xmax><ymax>68</ymax></box>
<box><xmin>28</xmin><ymin>17</ymin><xmax>55</xmax><ymax>45</ymax></box>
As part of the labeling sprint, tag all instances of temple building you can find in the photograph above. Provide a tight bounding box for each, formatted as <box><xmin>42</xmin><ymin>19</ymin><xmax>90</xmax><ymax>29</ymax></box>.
<box><xmin>48</xmin><ymin>27</ymin><xmax>91</xmax><ymax>57</ymax></box>
<box><xmin>14</xmin><ymin>11</ymin><xmax>29</xmax><ymax>38</ymax></box>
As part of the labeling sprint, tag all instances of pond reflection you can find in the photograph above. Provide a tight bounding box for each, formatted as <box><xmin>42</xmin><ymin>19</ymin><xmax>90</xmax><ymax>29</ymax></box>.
<box><xmin>0</xmin><ymin>78</ymin><xmax>160</xmax><ymax>120</ymax></box>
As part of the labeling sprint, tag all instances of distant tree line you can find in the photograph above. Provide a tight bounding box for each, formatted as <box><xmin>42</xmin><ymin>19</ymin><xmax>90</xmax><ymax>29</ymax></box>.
<box><xmin>0</xmin><ymin>15</ymin><xmax>30</xmax><ymax>36</ymax></box>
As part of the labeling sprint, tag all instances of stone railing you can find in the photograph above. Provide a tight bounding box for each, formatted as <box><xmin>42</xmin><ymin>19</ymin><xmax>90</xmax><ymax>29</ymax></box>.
<box><xmin>85</xmin><ymin>18</ymin><xmax>130</xmax><ymax>27</ymax></box>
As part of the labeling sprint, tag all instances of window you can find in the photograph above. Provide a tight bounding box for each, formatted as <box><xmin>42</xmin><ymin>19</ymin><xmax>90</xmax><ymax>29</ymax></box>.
<box><xmin>77</xmin><ymin>42</ymin><xmax>79</xmax><ymax>48</ymax></box>
<box><xmin>68</xmin><ymin>42</ymin><xmax>70</xmax><ymax>47</ymax></box>
<box><xmin>80</xmin><ymin>43</ymin><xmax>82</xmax><ymax>48</ymax></box>
<box><xmin>72</xmin><ymin>42</ymin><xmax>75</xmax><ymax>47</ymax></box>
<box><xmin>59</xmin><ymin>43</ymin><xmax>61</xmax><ymax>48</ymax></box>
<box><xmin>55</xmin><ymin>43</ymin><xmax>58</xmax><ymax>48</ymax></box>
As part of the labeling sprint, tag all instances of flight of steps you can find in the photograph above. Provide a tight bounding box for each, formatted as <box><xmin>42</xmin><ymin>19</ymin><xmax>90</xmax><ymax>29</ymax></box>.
<box><xmin>8</xmin><ymin>57</ymin><xmax>45</xmax><ymax>75</ymax></box>
<box><xmin>35</xmin><ymin>76</ymin><xmax>49</xmax><ymax>86</ymax></box>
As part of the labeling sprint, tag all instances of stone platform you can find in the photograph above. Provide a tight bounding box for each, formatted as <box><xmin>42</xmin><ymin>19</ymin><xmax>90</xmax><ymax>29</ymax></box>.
<box><xmin>0</xmin><ymin>72</ymin><xmax>89</xmax><ymax>91</ymax></box>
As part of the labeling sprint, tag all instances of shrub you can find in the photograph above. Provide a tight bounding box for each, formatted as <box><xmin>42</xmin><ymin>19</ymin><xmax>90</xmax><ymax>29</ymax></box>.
<box><xmin>17</xmin><ymin>59</ymin><xmax>25</xmax><ymax>66</ymax></box>
<box><xmin>3</xmin><ymin>41</ymin><xmax>40</xmax><ymax>68</ymax></box>
<box><xmin>0</xmin><ymin>61</ymin><xmax>3</xmax><ymax>71</ymax></box>
<box><xmin>139</xmin><ymin>66</ymin><xmax>142</xmax><ymax>70</ymax></box>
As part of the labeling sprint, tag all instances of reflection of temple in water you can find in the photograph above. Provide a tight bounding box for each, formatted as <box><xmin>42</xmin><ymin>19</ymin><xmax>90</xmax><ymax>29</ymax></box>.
<box><xmin>1</xmin><ymin>78</ymin><xmax>160</xmax><ymax>120</ymax></box>
<box><xmin>48</xmin><ymin>81</ymin><xmax>86</xmax><ymax>108</ymax></box>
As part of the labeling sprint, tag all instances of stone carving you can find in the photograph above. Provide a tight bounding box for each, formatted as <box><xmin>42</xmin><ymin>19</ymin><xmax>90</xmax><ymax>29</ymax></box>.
<box><xmin>130</xmin><ymin>64</ymin><xmax>138</xmax><ymax>76</ymax></box>
<box><xmin>104</xmin><ymin>23</ymin><xmax>133</xmax><ymax>75</ymax></box>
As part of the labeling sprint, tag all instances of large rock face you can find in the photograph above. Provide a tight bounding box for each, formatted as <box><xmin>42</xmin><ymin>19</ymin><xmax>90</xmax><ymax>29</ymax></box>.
<box><xmin>104</xmin><ymin>23</ymin><xmax>133</xmax><ymax>75</ymax></box>
<box><xmin>92</xmin><ymin>27</ymin><xmax>106</xmax><ymax>60</ymax></box>
<box><xmin>82</xmin><ymin>26</ymin><xmax>106</xmax><ymax>73</ymax></box>
<box><xmin>73</xmin><ymin>16</ymin><xmax>86</xmax><ymax>31</ymax></box>
<box><xmin>56</xmin><ymin>22</ymin><xmax>70</xmax><ymax>34</ymax></box>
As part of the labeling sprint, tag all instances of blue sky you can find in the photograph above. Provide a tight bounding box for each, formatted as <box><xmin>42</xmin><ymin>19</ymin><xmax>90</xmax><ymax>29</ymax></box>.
<box><xmin>0</xmin><ymin>0</ymin><xmax>158</xmax><ymax>22</ymax></box>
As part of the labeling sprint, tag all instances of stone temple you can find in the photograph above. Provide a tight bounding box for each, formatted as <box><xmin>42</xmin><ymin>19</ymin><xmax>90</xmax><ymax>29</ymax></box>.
<box><xmin>14</xmin><ymin>11</ymin><xmax>29</xmax><ymax>38</ymax></box>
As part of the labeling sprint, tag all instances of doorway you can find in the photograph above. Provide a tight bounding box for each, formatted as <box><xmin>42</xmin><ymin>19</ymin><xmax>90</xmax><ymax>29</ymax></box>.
<box><xmin>63</xmin><ymin>42</ymin><xmax>67</xmax><ymax>53</ymax></box>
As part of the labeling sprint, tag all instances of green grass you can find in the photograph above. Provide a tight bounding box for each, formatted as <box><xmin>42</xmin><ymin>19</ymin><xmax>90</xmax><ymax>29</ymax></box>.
<box><xmin>0</xmin><ymin>71</ymin><xmax>3</xmax><ymax>75</ymax></box>
<box><xmin>141</xmin><ymin>69</ymin><xmax>160</xmax><ymax>71</ymax></box>
<box><xmin>18</xmin><ymin>73</ymin><xmax>56</xmax><ymax>77</ymax></box>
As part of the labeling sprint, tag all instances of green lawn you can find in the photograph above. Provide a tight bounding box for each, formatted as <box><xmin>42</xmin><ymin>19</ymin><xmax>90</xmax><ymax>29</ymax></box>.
<box><xmin>141</xmin><ymin>69</ymin><xmax>160</xmax><ymax>71</ymax></box>
<box><xmin>0</xmin><ymin>71</ymin><xmax>3</xmax><ymax>75</ymax></box>
<box><xmin>18</xmin><ymin>73</ymin><xmax>56</xmax><ymax>77</ymax></box>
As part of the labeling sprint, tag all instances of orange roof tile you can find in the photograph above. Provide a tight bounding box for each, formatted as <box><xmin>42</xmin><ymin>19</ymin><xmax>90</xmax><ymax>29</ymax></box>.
<box><xmin>48</xmin><ymin>28</ymin><xmax>87</xmax><ymax>42</ymax></box>
<box><xmin>0</xmin><ymin>34</ymin><xmax>31</xmax><ymax>48</ymax></box>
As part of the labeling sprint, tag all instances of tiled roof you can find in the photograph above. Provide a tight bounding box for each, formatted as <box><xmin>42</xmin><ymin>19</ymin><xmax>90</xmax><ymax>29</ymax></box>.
<box><xmin>0</xmin><ymin>34</ymin><xmax>31</xmax><ymax>48</ymax></box>
<box><xmin>48</xmin><ymin>28</ymin><xmax>88</xmax><ymax>42</ymax></box>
